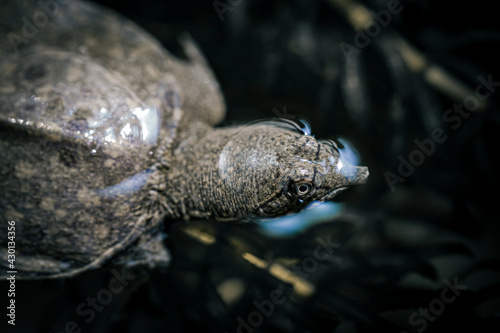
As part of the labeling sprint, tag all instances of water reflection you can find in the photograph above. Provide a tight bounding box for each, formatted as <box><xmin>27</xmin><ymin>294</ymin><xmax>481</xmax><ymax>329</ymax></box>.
<box><xmin>258</xmin><ymin>201</ymin><xmax>344</xmax><ymax>237</ymax></box>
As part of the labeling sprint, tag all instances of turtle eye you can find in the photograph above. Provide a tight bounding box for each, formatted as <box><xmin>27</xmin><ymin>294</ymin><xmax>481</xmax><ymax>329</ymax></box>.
<box><xmin>288</xmin><ymin>182</ymin><xmax>313</xmax><ymax>198</ymax></box>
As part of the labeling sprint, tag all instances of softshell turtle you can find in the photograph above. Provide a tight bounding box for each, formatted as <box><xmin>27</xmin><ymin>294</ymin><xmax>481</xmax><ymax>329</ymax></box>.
<box><xmin>0</xmin><ymin>0</ymin><xmax>369</xmax><ymax>279</ymax></box>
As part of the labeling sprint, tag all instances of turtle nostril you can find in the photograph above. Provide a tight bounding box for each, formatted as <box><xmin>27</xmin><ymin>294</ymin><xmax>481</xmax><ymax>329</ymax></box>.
<box><xmin>346</xmin><ymin>166</ymin><xmax>369</xmax><ymax>185</ymax></box>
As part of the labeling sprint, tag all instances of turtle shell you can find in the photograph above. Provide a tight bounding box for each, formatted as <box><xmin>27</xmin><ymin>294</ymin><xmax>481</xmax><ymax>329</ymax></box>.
<box><xmin>0</xmin><ymin>0</ymin><xmax>225</xmax><ymax>278</ymax></box>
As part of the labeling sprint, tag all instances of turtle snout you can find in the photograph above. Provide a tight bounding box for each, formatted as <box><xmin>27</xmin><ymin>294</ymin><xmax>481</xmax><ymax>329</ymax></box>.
<box><xmin>321</xmin><ymin>164</ymin><xmax>369</xmax><ymax>201</ymax></box>
<box><xmin>342</xmin><ymin>165</ymin><xmax>369</xmax><ymax>185</ymax></box>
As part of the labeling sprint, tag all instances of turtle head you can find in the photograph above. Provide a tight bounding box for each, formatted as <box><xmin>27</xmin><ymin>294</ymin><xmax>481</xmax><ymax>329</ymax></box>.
<box><xmin>168</xmin><ymin>119</ymin><xmax>368</xmax><ymax>220</ymax></box>
<box><xmin>215</xmin><ymin>121</ymin><xmax>369</xmax><ymax>218</ymax></box>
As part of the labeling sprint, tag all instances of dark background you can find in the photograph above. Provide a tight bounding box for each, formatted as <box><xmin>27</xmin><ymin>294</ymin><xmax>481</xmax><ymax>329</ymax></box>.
<box><xmin>2</xmin><ymin>0</ymin><xmax>500</xmax><ymax>332</ymax></box>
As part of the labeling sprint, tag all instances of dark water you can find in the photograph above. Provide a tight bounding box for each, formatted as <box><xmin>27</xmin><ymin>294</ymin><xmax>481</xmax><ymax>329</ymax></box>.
<box><xmin>2</xmin><ymin>0</ymin><xmax>500</xmax><ymax>332</ymax></box>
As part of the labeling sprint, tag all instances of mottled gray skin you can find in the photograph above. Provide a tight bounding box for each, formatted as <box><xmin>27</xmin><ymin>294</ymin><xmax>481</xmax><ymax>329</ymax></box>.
<box><xmin>170</xmin><ymin>120</ymin><xmax>368</xmax><ymax>219</ymax></box>
<box><xmin>0</xmin><ymin>0</ymin><xmax>368</xmax><ymax>279</ymax></box>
